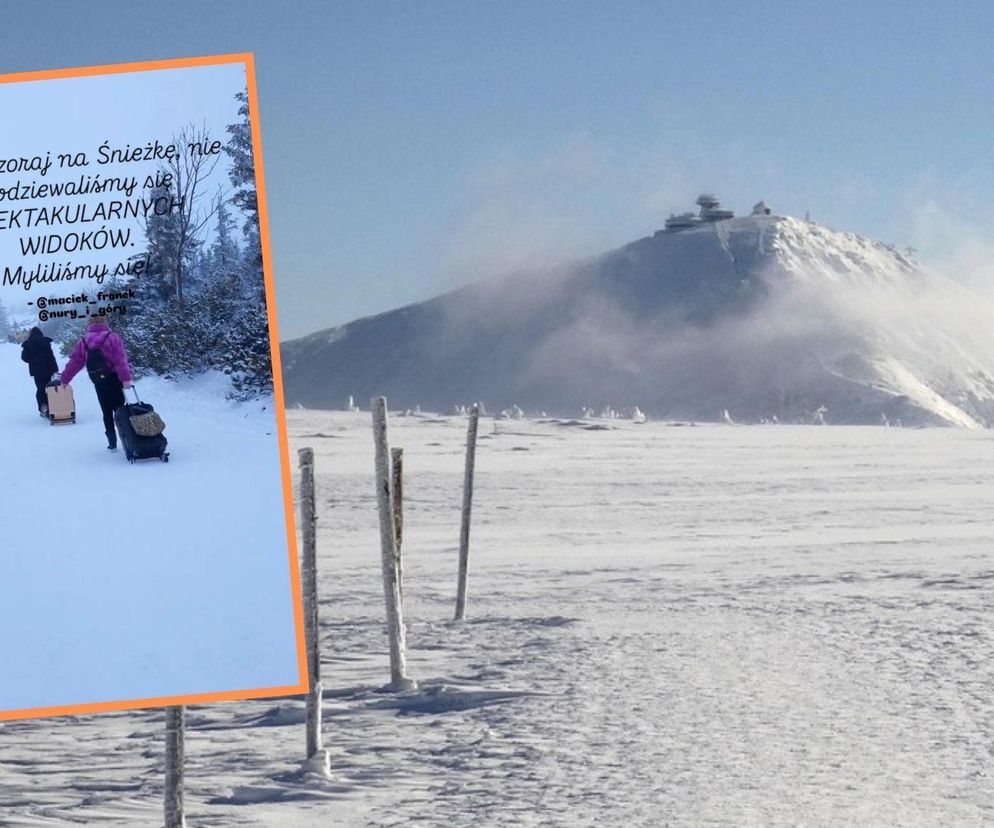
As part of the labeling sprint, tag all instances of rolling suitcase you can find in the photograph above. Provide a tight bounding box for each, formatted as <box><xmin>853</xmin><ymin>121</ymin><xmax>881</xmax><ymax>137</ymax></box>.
<box><xmin>114</xmin><ymin>387</ymin><xmax>169</xmax><ymax>463</ymax></box>
<box><xmin>46</xmin><ymin>381</ymin><xmax>75</xmax><ymax>425</ymax></box>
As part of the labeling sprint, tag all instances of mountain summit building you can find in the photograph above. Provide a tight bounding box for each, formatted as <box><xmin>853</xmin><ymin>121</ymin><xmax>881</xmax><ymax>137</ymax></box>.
<box><xmin>661</xmin><ymin>193</ymin><xmax>756</xmax><ymax>233</ymax></box>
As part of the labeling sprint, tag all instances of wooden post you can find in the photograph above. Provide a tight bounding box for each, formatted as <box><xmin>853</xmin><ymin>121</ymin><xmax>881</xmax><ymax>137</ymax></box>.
<box><xmin>164</xmin><ymin>706</ymin><xmax>186</xmax><ymax>828</ymax></box>
<box><xmin>454</xmin><ymin>404</ymin><xmax>480</xmax><ymax>621</ymax></box>
<box><xmin>371</xmin><ymin>397</ymin><xmax>415</xmax><ymax>690</ymax></box>
<box><xmin>298</xmin><ymin>447</ymin><xmax>322</xmax><ymax>759</ymax></box>
<box><xmin>391</xmin><ymin>447</ymin><xmax>404</xmax><ymax>602</ymax></box>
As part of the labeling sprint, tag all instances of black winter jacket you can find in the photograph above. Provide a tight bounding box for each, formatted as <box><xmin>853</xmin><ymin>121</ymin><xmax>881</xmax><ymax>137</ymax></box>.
<box><xmin>20</xmin><ymin>330</ymin><xmax>59</xmax><ymax>380</ymax></box>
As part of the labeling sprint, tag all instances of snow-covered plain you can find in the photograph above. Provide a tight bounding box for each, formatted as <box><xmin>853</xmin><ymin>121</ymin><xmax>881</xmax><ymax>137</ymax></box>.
<box><xmin>1</xmin><ymin>408</ymin><xmax>993</xmax><ymax>826</ymax></box>
<box><xmin>0</xmin><ymin>343</ymin><xmax>301</xmax><ymax>714</ymax></box>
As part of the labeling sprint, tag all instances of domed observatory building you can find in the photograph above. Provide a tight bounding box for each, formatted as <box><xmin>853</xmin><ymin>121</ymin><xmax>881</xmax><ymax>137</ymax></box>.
<box><xmin>659</xmin><ymin>193</ymin><xmax>738</xmax><ymax>234</ymax></box>
<box><xmin>696</xmin><ymin>193</ymin><xmax>734</xmax><ymax>222</ymax></box>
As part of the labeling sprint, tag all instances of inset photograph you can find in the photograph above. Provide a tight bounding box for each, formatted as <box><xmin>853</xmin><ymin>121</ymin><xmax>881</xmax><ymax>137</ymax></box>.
<box><xmin>0</xmin><ymin>55</ymin><xmax>306</xmax><ymax>719</ymax></box>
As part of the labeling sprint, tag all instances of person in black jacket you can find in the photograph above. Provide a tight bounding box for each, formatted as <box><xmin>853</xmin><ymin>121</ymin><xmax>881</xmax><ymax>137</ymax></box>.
<box><xmin>20</xmin><ymin>327</ymin><xmax>59</xmax><ymax>416</ymax></box>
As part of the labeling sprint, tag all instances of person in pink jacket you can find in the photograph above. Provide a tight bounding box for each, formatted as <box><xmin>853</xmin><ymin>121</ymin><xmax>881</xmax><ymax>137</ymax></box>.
<box><xmin>60</xmin><ymin>317</ymin><xmax>134</xmax><ymax>451</ymax></box>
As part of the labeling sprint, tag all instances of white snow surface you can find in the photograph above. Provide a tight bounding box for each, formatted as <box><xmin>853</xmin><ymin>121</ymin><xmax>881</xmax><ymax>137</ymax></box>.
<box><xmin>0</xmin><ymin>409</ymin><xmax>992</xmax><ymax>825</ymax></box>
<box><xmin>710</xmin><ymin>216</ymin><xmax>994</xmax><ymax>427</ymax></box>
<box><xmin>0</xmin><ymin>344</ymin><xmax>301</xmax><ymax>713</ymax></box>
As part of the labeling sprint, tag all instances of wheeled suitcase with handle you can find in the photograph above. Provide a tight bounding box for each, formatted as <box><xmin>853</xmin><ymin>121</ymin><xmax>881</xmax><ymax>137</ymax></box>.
<box><xmin>114</xmin><ymin>386</ymin><xmax>169</xmax><ymax>463</ymax></box>
<box><xmin>46</xmin><ymin>381</ymin><xmax>75</xmax><ymax>425</ymax></box>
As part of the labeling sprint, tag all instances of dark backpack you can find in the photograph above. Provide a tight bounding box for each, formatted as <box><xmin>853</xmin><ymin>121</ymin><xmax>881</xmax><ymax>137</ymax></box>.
<box><xmin>85</xmin><ymin>332</ymin><xmax>113</xmax><ymax>383</ymax></box>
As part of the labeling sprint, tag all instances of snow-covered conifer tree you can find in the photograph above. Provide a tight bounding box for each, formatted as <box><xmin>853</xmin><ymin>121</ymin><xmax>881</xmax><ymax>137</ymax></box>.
<box><xmin>217</xmin><ymin>90</ymin><xmax>273</xmax><ymax>398</ymax></box>
<box><xmin>0</xmin><ymin>299</ymin><xmax>12</xmax><ymax>341</ymax></box>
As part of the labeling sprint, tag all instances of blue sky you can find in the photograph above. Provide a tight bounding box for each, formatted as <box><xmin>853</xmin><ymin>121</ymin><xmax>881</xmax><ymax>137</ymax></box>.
<box><xmin>3</xmin><ymin>1</ymin><xmax>993</xmax><ymax>338</ymax></box>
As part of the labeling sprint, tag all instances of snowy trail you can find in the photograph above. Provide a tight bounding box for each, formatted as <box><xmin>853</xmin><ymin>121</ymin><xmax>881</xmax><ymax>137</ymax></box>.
<box><xmin>0</xmin><ymin>411</ymin><xmax>993</xmax><ymax>825</ymax></box>
<box><xmin>0</xmin><ymin>343</ymin><xmax>300</xmax><ymax>713</ymax></box>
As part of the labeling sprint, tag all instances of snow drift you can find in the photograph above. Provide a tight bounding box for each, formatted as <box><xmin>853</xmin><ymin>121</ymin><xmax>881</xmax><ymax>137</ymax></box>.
<box><xmin>282</xmin><ymin>213</ymin><xmax>994</xmax><ymax>426</ymax></box>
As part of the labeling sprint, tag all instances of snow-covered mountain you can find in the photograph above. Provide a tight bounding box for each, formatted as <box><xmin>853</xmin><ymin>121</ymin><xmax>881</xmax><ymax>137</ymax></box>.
<box><xmin>281</xmin><ymin>210</ymin><xmax>994</xmax><ymax>426</ymax></box>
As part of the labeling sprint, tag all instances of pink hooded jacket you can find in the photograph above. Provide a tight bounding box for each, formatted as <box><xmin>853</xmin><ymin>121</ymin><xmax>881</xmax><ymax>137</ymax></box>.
<box><xmin>60</xmin><ymin>322</ymin><xmax>133</xmax><ymax>386</ymax></box>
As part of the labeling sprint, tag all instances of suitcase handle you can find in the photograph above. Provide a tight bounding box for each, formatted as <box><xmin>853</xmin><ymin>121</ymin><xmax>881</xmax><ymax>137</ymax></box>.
<box><xmin>129</xmin><ymin>385</ymin><xmax>141</xmax><ymax>404</ymax></box>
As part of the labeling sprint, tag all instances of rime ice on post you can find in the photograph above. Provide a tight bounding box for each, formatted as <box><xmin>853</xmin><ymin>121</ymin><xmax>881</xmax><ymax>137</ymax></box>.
<box><xmin>164</xmin><ymin>706</ymin><xmax>186</xmax><ymax>828</ymax></box>
<box><xmin>454</xmin><ymin>404</ymin><xmax>480</xmax><ymax>621</ymax></box>
<box><xmin>298</xmin><ymin>447</ymin><xmax>326</xmax><ymax>763</ymax></box>
<box><xmin>391</xmin><ymin>447</ymin><xmax>405</xmax><ymax>602</ymax></box>
<box><xmin>371</xmin><ymin>397</ymin><xmax>416</xmax><ymax>691</ymax></box>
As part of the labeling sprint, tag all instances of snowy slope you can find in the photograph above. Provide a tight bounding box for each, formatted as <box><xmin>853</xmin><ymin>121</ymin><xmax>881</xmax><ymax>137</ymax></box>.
<box><xmin>0</xmin><ymin>344</ymin><xmax>301</xmax><ymax>713</ymax></box>
<box><xmin>0</xmin><ymin>411</ymin><xmax>992</xmax><ymax>825</ymax></box>
<box><xmin>282</xmin><ymin>214</ymin><xmax>994</xmax><ymax>426</ymax></box>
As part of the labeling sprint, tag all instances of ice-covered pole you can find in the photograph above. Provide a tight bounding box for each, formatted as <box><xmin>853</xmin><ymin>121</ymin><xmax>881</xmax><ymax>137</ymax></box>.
<box><xmin>371</xmin><ymin>397</ymin><xmax>415</xmax><ymax>690</ymax></box>
<box><xmin>454</xmin><ymin>404</ymin><xmax>480</xmax><ymax>621</ymax></box>
<box><xmin>163</xmin><ymin>706</ymin><xmax>186</xmax><ymax>828</ymax></box>
<box><xmin>298</xmin><ymin>447</ymin><xmax>323</xmax><ymax>759</ymax></box>
<box><xmin>391</xmin><ymin>447</ymin><xmax>405</xmax><ymax>602</ymax></box>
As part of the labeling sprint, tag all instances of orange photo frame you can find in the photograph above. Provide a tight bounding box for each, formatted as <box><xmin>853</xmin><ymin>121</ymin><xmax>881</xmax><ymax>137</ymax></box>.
<box><xmin>0</xmin><ymin>53</ymin><xmax>309</xmax><ymax>721</ymax></box>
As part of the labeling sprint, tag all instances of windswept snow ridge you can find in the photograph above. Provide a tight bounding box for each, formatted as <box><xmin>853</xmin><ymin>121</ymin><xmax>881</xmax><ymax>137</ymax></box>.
<box><xmin>283</xmin><ymin>213</ymin><xmax>994</xmax><ymax>427</ymax></box>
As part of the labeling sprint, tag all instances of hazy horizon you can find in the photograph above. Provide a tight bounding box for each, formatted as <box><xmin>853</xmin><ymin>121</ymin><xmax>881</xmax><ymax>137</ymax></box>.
<box><xmin>3</xmin><ymin>2</ymin><xmax>994</xmax><ymax>338</ymax></box>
